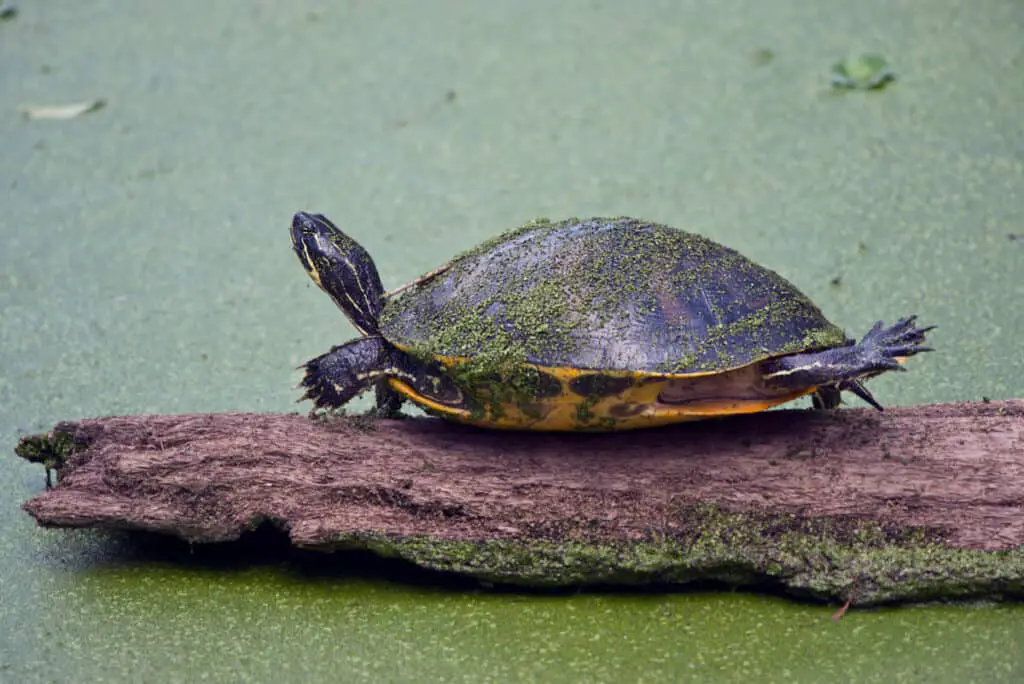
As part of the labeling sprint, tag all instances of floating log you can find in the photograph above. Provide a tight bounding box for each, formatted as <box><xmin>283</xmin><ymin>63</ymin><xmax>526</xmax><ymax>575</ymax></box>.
<box><xmin>15</xmin><ymin>400</ymin><xmax>1024</xmax><ymax>606</ymax></box>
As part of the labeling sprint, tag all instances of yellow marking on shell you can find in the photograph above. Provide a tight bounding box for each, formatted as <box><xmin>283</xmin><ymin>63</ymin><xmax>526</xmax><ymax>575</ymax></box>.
<box><xmin>409</xmin><ymin>349</ymin><xmax>763</xmax><ymax>381</ymax></box>
<box><xmin>386</xmin><ymin>356</ymin><xmax>819</xmax><ymax>432</ymax></box>
<box><xmin>388</xmin><ymin>379</ymin><xmax>475</xmax><ymax>420</ymax></box>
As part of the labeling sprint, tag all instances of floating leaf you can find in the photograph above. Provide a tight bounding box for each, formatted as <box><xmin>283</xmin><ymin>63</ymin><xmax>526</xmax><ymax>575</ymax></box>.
<box><xmin>19</xmin><ymin>99</ymin><xmax>107</xmax><ymax>120</ymax></box>
<box><xmin>831</xmin><ymin>54</ymin><xmax>895</xmax><ymax>90</ymax></box>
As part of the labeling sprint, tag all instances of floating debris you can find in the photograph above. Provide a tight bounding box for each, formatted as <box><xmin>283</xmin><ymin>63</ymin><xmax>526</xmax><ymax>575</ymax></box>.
<box><xmin>831</xmin><ymin>595</ymin><xmax>854</xmax><ymax>620</ymax></box>
<box><xmin>831</xmin><ymin>54</ymin><xmax>895</xmax><ymax>90</ymax></box>
<box><xmin>0</xmin><ymin>2</ymin><xmax>17</xmax><ymax>21</ymax></box>
<box><xmin>751</xmin><ymin>47</ymin><xmax>775</xmax><ymax>67</ymax></box>
<box><xmin>19</xmin><ymin>99</ymin><xmax>107</xmax><ymax>120</ymax></box>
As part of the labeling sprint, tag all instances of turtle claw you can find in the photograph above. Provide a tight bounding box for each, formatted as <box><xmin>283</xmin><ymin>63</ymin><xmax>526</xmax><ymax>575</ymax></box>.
<box><xmin>838</xmin><ymin>316</ymin><xmax>935</xmax><ymax>410</ymax></box>
<box><xmin>840</xmin><ymin>378</ymin><xmax>884</xmax><ymax>411</ymax></box>
<box><xmin>772</xmin><ymin>315</ymin><xmax>935</xmax><ymax>412</ymax></box>
<box><xmin>814</xmin><ymin>378</ymin><xmax>884</xmax><ymax>411</ymax></box>
<box><xmin>885</xmin><ymin>345</ymin><xmax>934</xmax><ymax>358</ymax></box>
<box><xmin>859</xmin><ymin>316</ymin><xmax>935</xmax><ymax>361</ymax></box>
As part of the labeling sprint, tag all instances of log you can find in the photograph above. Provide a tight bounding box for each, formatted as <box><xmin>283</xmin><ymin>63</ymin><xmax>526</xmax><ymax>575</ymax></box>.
<box><xmin>14</xmin><ymin>400</ymin><xmax>1024</xmax><ymax>606</ymax></box>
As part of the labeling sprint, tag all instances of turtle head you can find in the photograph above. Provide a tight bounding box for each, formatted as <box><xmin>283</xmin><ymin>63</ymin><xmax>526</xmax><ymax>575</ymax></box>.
<box><xmin>291</xmin><ymin>212</ymin><xmax>386</xmax><ymax>336</ymax></box>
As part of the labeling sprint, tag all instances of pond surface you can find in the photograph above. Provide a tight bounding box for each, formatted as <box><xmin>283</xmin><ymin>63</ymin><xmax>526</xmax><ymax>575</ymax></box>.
<box><xmin>2</xmin><ymin>1</ymin><xmax>1022</xmax><ymax>681</ymax></box>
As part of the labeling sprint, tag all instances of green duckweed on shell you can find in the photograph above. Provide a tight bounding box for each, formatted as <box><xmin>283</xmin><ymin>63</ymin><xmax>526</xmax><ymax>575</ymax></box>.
<box><xmin>378</xmin><ymin>217</ymin><xmax>848</xmax><ymax>419</ymax></box>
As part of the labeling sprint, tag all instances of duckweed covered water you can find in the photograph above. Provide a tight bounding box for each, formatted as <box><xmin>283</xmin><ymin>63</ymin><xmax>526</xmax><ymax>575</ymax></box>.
<box><xmin>3</xmin><ymin>0</ymin><xmax>1023</xmax><ymax>681</ymax></box>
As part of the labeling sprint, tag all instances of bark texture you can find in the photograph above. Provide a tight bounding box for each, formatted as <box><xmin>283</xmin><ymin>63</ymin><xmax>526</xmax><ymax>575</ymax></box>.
<box><xmin>15</xmin><ymin>400</ymin><xmax>1024</xmax><ymax>605</ymax></box>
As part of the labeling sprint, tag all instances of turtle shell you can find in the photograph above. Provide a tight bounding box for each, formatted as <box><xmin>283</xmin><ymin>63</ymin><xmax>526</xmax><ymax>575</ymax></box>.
<box><xmin>378</xmin><ymin>217</ymin><xmax>848</xmax><ymax>375</ymax></box>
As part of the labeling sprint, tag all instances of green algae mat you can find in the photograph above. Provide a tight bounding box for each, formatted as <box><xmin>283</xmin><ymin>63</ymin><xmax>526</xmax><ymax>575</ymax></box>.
<box><xmin>3</xmin><ymin>1</ymin><xmax>1023</xmax><ymax>681</ymax></box>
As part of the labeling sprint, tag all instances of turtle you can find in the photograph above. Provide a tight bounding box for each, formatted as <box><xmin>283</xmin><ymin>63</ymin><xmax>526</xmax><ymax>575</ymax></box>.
<box><xmin>290</xmin><ymin>212</ymin><xmax>933</xmax><ymax>431</ymax></box>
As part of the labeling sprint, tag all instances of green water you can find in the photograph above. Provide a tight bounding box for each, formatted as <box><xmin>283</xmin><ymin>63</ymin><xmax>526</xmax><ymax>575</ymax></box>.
<box><xmin>4</xmin><ymin>530</ymin><xmax>1022</xmax><ymax>682</ymax></box>
<box><xmin>2</xmin><ymin>1</ymin><xmax>1022</xmax><ymax>681</ymax></box>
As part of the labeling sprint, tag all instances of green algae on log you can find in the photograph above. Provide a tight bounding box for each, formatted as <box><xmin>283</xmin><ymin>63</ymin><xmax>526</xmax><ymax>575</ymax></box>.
<box><xmin>14</xmin><ymin>400</ymin><xmax>1024</xmax><ymax>606</ymax></box>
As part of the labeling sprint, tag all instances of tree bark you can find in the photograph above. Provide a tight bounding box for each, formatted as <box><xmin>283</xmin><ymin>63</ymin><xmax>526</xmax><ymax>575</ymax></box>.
<box><xmin>15</xmin><ymin>400</ymin><xmax>1024</xmax><ymax>605</ymax></box>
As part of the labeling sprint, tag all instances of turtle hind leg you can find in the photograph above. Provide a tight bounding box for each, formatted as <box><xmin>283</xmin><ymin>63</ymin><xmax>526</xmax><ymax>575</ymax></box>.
<box><xmin>812</xmin><ymin>385</ymin><xmax>841</xmax><ymax>410</ymax></box>
<box><xmin>858</xmin><ymin>315</ymin><xmax>936</xmax><ymax>361</ymax></box>
<box><xmin>298</xmin><ymin>336</ymin><xmax>395</xmax><ymax>412</ymax></box>
<box><xmin>764</xmin><ymin>316</ymin><xmax>934</xmax><ymax>411</ymax></box>
<box><xmin>812</xmin><ymin>379</ymin><xmax>882</xmax><ymax>411</ymax></box>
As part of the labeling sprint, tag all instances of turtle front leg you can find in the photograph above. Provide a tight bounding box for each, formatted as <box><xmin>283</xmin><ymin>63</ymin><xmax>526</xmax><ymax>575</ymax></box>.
<box><xmin>371</xmin><ymin>382</ymin><xmax>406</xmax><ymax>419</ymax></box>
<box><xmin>298</xmin><ymin>336</ymin><xmax>412</xmax><ymax>414</ymax></box>
<box><xmin>762</xmin><ymin>316</ymin><xmax>935</xmax><ymax>411</ymax></box>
